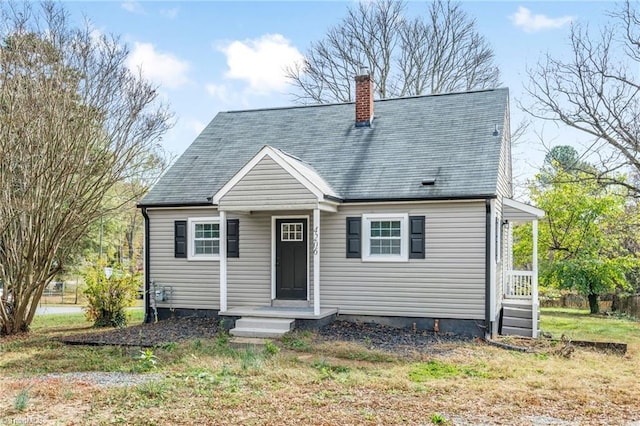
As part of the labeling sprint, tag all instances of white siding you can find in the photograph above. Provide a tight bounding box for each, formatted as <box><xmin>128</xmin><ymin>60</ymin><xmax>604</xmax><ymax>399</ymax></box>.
<box><xmin>226</xmin><ymin>211</ymin><xmax>315</xmax><ymax>307</ymax></box>
<box><xmin>494</xmin><ymin>198</ymin><xmax>503</xmax><ymax>322</ymax></box>
<box><xmin>148</xmin><ymin>202</ymin><xmax>487</xmax><ymax>320</ymax></box>
<box><xmin>219</xmin><ymin>156</ymin><xmax>317</xmax><ymax>211</ymax></box>
<box><xmin>495</xmin><ymin>110</ymin><xmax>513</xmax><ymax>320</ymax></box>
<box><xmin>320</xmin><ymin>202</ymin><xmax>486</xmax><ymax>319</ymax></box>
<box><xmin>148</xmin><ymin>208</ymin><xmax>220</xmax><ymax>310</ymax></box>
<box><xmin>497</xmin><ymin>110</ymin><xmax>513</xmax><ymax>199</ymax></box>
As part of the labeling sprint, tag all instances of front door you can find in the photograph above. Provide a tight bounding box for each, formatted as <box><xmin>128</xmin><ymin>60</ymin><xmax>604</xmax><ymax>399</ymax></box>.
<box><xmin>275</xmin><ymin>218</ymin><xmax>307</xmax><ymax>300</ymax></box>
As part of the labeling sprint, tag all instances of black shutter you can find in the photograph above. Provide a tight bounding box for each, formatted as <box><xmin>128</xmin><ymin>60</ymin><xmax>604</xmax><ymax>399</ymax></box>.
<box><xmin>227</xmin><ymin>219</ymin><xmax>239</xmax><ymax>258</ymax></box>
<box><xmin>174</xmin><ymin>220</ymin><xmax>187</xmax><ymax>258</ymax></box>
<box><xmin>409</xmin><ymin>216</ymin><xmax>425</xmax><ymax>259</ymax></box>
<box><xmin>346</xmin><ymin>217</ymin><xmax>361</xmax><ymax>258</ymax></box>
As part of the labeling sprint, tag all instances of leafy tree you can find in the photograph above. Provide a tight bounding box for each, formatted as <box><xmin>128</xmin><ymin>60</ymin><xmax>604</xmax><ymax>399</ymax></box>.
<box><xmin>539</xmin><ymin>145</ymin><xmax>597</xmax><ymax>186</ymax></box>
<box><xmin>515</xmin><ymin>168</ymin><xmax>636</xmax><ymax>314</ymax></box>
<box><xmin>524</xmin><ymin>0</ymin><xmax>640</xmax><ymax>197</ymax></box>
<box><xmin>287</xmin><ymin>0</ymin><xmax>500</xmax><ymax>104</ymax></box>
<box><xmin>0</xmin><ymin>3</ymin><xmax>171</xmax><ymax>335</ymax></box>
<box><xmin>78</xmin><ymin>177</ymin><xmax>163</xmax><ymax>275</ymax></box>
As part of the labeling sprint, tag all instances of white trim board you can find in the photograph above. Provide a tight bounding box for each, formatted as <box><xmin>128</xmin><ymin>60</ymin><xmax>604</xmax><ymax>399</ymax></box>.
<box><xmin>503</xmin><ymin>198</ymin><xmax>544</xmax><ymax>222</ymax></box>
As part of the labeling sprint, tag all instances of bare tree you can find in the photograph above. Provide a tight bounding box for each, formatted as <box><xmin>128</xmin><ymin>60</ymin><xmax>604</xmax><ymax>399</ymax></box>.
<box><xmin>524</xmin><ymin>0</ymin><xmax>640</xmax><ymax>197</ymax></box>
<box><xmin>286</xmin><ymin>0</ymin><xmax>500</xmax><ymax>104</ymax></box>
<box><xmin>0</xmin><ymin>2</ymin><xmax>171</xmax><ymax>335</ymax></box>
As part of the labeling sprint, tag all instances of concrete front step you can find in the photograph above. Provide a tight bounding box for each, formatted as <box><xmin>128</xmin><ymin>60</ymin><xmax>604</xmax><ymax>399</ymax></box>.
<box><xmin>230</xmin><ymin>317</ymin><xmax>295</xmax><ymax>338</ymax></box>
<box><xmin>230</xmin><ymin>337</ymin><xmax>270</xmax><ymax>345</ymax></box>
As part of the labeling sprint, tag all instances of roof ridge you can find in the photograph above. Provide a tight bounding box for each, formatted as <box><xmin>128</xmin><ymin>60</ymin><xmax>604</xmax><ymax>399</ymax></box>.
<box><xmin>223</xmin><ymin>87</ymin><xmax>508</xmax><ymax>114</ymax></box>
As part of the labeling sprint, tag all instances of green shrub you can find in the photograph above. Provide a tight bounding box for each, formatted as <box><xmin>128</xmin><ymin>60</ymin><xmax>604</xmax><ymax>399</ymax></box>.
<box><xmin>83</xmin><ymin>263</ymin><xmax>139</xmax><ymax>328</ymax></box>
<box><xmin>430</xmin><ymin>413</ymin><xmax>449</xmax><ymax>424</ymax></box>
<box><xmin>263</xmin><ymin>340</ymin><xmax>280</xmax><ymax>356</ymax></box>
<box><xmin>14</xmin><ymin>389</ymin><xmax>29</xmax><ymax>411</ymax></box>
<box><xmin>137</xmin><ymin>348</ymin><xmax>158</xmax><ymax>372</ymax></box>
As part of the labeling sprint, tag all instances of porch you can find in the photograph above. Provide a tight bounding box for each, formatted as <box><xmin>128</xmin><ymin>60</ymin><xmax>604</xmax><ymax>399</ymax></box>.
<box><xmin>211</xmin><ymin>146</ymin><xmax>341</xmax><ymax>337</ymax></box>
<box><xmin>501</xmin><ymin>198</ymin><xmax>544</xmax><ymax>338</ymax></box>
<box><xmin>502</xmin><ymin>271</ymin><xmax>539</xmax><ymax>337</ymax></box>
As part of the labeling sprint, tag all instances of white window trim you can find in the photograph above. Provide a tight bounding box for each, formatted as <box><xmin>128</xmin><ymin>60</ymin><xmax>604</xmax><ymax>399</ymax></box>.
<box><xmin>362</xmin><ymin>213</ymin><xmax>409</xmax><ymax>262</ymax></box>
<box><xmin>188</xmin><ymin>217</ymin><xmax>220</xmax><ymax>261</ymax></box>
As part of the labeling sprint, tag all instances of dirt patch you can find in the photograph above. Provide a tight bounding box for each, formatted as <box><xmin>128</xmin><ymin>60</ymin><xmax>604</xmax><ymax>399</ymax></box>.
<box><xmin>59</xmin><ymin>317</ymin><xmax>220</xmax><ymax>347</ymax></box>
<box><xmin>316</xmin><ymin>320</ymin><xmax>472</xmax><ymax>355</ymax></box>
<box><xmin>490</xmin><ymin>335</ymin><xmax>627</xmax><ymax>356</ymax></box>
<box><xmin>60</xmin><ymin>317</ymin><xmax>472</xmax><ymax>355</ymax></box>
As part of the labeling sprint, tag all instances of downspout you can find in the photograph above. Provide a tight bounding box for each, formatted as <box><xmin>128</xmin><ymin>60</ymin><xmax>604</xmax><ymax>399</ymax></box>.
<box><xmin>141</xmin><ymin>207</ymin><xmax>151</xmax><ymax>324</ymax></box>
<box><xmin>485</xmin><ymin>199</ymin><xmax>492</xmax><ymax>339</ymax></box>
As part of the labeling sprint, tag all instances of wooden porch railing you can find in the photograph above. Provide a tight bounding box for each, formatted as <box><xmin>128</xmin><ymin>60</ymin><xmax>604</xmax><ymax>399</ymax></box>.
<box><xmin>505</xmin><ymin>270</ymin><xmax>533</xmax><ymax>299</ymax></box>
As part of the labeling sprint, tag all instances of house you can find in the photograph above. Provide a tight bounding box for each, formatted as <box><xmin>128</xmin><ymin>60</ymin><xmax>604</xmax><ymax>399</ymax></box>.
<box><xmin>138</xmin><ymin>72</ymin><xmax>543</xmax><ymax>338</ymax></box>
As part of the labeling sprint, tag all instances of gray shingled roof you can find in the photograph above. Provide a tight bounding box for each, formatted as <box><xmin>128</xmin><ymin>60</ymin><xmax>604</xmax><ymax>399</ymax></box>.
<box><xmin>141</xmin><ymin>88</ymin><xmax>509</xmax><ymax>206</ymax></box>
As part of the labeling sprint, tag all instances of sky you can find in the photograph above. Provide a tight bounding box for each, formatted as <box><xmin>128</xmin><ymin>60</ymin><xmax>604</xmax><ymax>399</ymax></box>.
<box><xmin>62</xmin><ymin>0</ymin><xmax>616</xmax><ymax>191</ymax></box>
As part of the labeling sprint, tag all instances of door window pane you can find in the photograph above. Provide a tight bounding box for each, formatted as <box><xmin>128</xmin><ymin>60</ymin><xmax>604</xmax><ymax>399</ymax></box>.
<box><xmin>281</xmin><ymin>222</ymin><xmax>303</xmax><ymax>241</ymax></box>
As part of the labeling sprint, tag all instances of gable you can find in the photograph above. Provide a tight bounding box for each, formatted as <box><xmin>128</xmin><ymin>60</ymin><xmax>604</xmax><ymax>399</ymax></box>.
<box><xmin>213</xmin><ymin>146</ymin><xmax>338</xmax><ymax>212</ymax></box>
<box><xmin>218</xmin><ymin>156</ymin><xmax>317</xmax><ymax>211</ymax></box>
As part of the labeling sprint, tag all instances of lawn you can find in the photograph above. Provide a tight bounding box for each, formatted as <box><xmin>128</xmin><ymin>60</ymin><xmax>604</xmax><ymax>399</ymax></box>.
<box><xmin>1</xmin><ymin>309</ymin><xmax>639</xmax><ymax>425</ymax></box>
<box><xmin>540</xmin><ymin>307</ymin><xmax>640</xmax><ymax>344</ymax></box>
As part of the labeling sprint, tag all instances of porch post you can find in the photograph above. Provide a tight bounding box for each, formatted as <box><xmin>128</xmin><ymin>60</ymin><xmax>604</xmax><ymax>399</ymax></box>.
<box><xmin>313</xmin><ymin>208</ymin><xmax>320</xmax><ymax>316</ymax></box>
<box><xmin>531</xmin><ymin>219</ymin><xmax>539</xmax><ymax>338</ymax></box>
<box><xmin>220</xmin><ymin>210</ymin><xmax>227</xmax><ymax>312</ymax></box>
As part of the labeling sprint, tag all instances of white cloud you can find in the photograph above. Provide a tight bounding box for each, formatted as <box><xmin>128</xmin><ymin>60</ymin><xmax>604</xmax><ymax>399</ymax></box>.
<box><xmin>89</xmin><ymin>28</ymin><xmax>104</xmax><ymax>45</ymax></box>
<box><xmin>160</xmin><ymin>7</ymin><xmax>179</xmax><ymax>19</ymax></box>
<box><xmin>206</xmin><ymin>83</ymin><xmax>231</xmax><ymax>103</ymax></box>
<box><xmin>127</xmin><ymin>42</ymin><xmax>190</xmax><ymax>89</ymax></box>
<box><xmin>218</xmin><ymin>34</ymin><xmax>303</xmax><ymax>93</ymax></box>
<box><xmin>187</xmin><ymin>119</ymin><xmax>207</xmax><ymax>135</ymax></box>
<box><xmin>510</xmin><ymin>7</ymin><xmax>573</xmax><ymax>33</ymax></box>
<box><xmin>121</xmin><ymin>1</ymin><xmax>144</xmax><ymax>14</ymax></box>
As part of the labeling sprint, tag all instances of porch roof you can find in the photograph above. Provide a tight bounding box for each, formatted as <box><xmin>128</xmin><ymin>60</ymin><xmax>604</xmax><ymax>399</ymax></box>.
<box><xmin>213</xmin><ymin>145</ymin><xmax>339</xmax><ymax>212</ymax></box>
<box><xmin>503</xmin><ymin>198</ymin><xmax>544</xmax><ymax>222</ymax></box>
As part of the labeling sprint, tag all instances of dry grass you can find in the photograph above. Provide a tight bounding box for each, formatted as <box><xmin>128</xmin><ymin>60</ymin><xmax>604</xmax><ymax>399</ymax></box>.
<box><xmin>1</xmin><ymin>310</ymin><xmax>639</xmax><ymax>425</ymax></box>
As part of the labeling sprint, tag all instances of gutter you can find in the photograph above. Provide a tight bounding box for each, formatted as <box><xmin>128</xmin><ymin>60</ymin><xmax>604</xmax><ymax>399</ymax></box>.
<box><xmin>485</xmin><ymin>199</ymin><xmax>492</xmax><ymax>339</ymax></box>
<box><xmin>340</xmin><ymin>194</ymin><xmax>497</xmax><ymax>203</ymax></box>
<box><xmin>138</xmin><ymin>195</ymin><xmax>499</xmax><ymax>209</ymax></box>
<box><xmin>141</xmin><ymin>207</ymin><xmax>151</xmax><ymax>324</ymax></box>
<box><xmin>136</xmin><ymin>202</ymin><xmax>213</xmax><ymax>209</ymax></box>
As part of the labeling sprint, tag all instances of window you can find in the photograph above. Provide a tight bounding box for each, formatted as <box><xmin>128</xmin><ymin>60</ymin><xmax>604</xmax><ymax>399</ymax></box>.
<box><xmin>188</xmin><ymin>217</ymin><xmax>220</xmax><ymax>260</ymax></box>
<box><xmin>370</xmin><ymin>220</ymin><xmax>402</xmax><ymax>254</ymax></box>
<box><xmin>281</xmin><ymin>222</ymin><xmax>303</xmax><ymax>241</ymax></box>
<box><xmin>362</xmin><ymin>214</ymin><xmax>408</xmax><ymax>261</ymax></box>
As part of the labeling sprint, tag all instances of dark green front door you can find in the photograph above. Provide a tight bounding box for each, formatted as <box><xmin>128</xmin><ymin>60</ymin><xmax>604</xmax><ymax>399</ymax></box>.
<box><xmin>275</xmin><ymin>218</ymin><xmax>307</xmax><ymax>300</ymax></box>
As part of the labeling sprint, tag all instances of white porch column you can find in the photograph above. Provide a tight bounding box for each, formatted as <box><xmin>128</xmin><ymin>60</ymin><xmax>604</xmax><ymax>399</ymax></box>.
<box><xmin>220</xmin><ymin>210</ymin><xmax>227</xmax><ymax>312</ymax></box>
<box><xmin>313</xmin><ymin>208</ymin><xmax>320</xmax><ymax>316</ymax></box>
<box><xmin>531</xmin><ymin>219</ymin><xmax>539</xmax><ymax>338</ymax></box>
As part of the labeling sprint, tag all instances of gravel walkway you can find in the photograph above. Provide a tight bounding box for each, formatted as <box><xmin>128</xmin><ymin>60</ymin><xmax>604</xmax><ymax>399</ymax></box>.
<box><xmin>36</xmin><ymin>372</ymin><xmax>163</xmax><ymax>388</ymax></box>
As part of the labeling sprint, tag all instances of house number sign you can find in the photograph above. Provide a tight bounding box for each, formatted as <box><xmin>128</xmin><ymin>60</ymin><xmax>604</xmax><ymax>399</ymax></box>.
<box><xmin>312</xmin><ymin>226</ymin><xmax>319</xmax><ymax>255</ymax></box>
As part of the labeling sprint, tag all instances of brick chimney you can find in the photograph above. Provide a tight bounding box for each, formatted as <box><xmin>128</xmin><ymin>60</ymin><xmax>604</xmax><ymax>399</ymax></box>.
<box><xmin>355</xmin><ymin>69</ymin><xmax>374</xmax><ymax>127</ymax></box>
